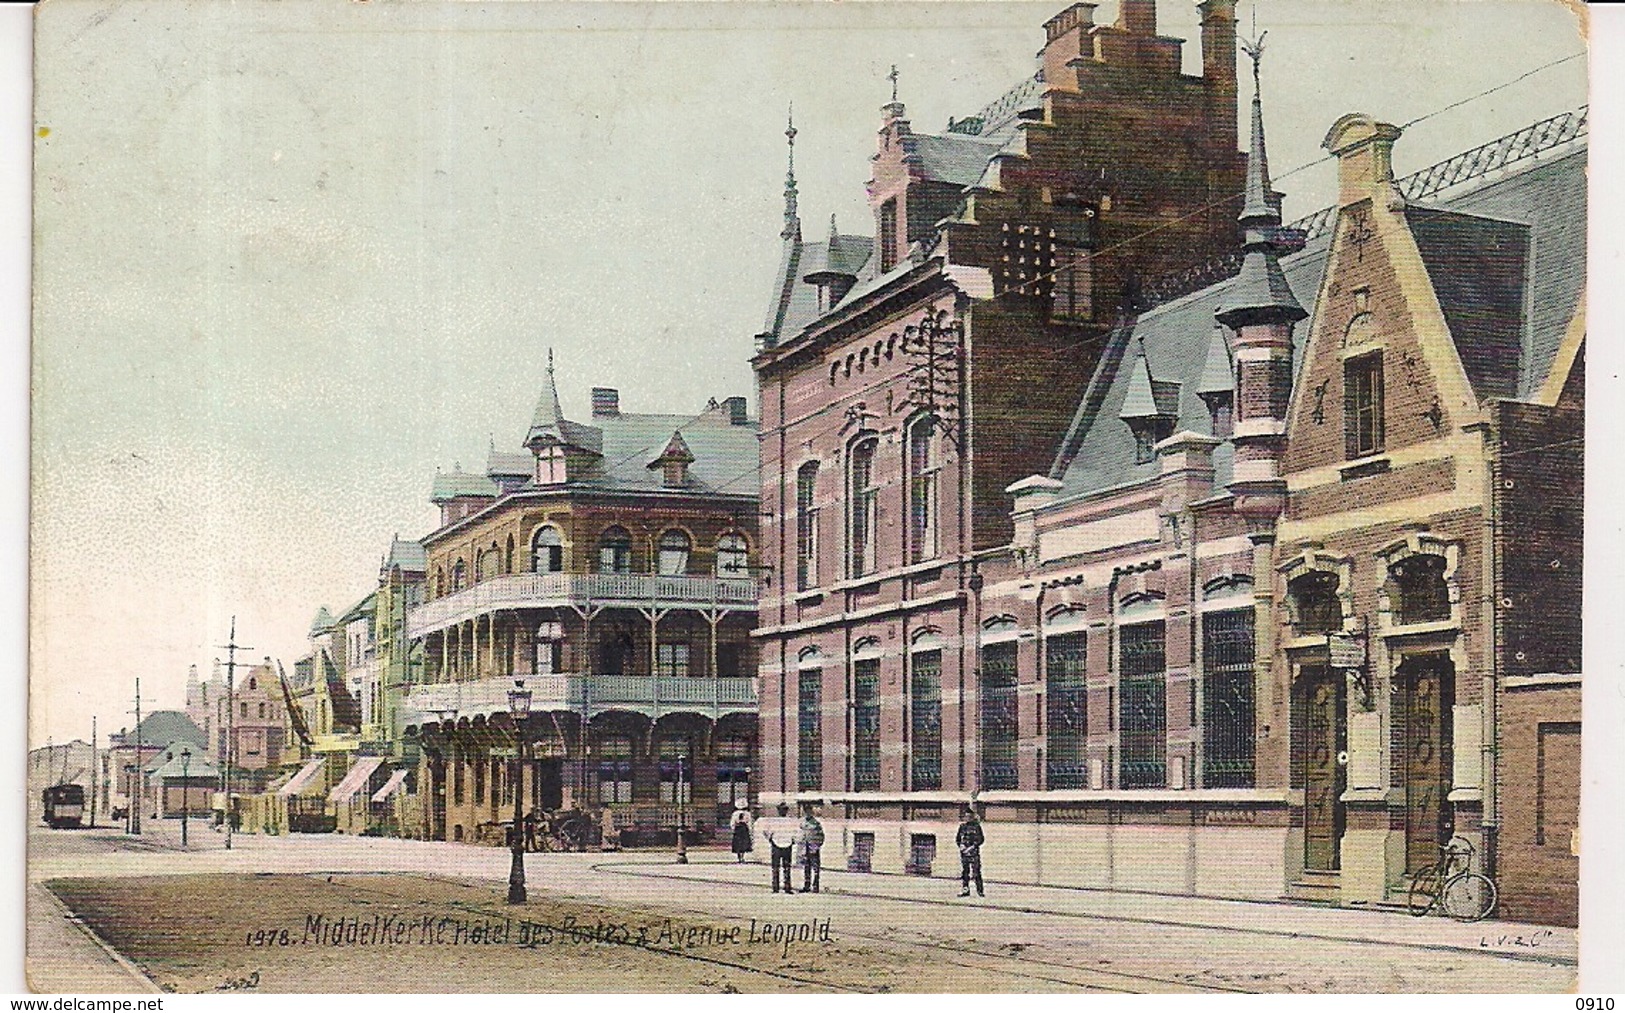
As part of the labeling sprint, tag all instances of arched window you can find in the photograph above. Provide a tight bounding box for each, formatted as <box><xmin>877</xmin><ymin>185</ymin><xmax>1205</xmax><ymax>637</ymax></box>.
<box><xmin>797</xmin><ymin>462</ymin><xmax>820</xmax><ymax>590</ymax></box>
<box><xmin>715</xmin><ymin>532</ymin><xmax>749</xmax><ymax>578</ymax></box>
<box><xmin>657</xmin><ymin>529</ymin><xmax>691</xmax><ymax>576</ymax></box>
<box><xmin>532</xmin><ymin>526</ymin><xmax>563</xmax><ymax>574</ymax></box>
<box><xmin>505</xmin><ymin>534</ymin><xmax>515</xmax><ymax>574</ymax></box>
<box><xmin>1289</xmin><ymin>571</ymin><xmax>1343</xmax><ymax>635</ymax></box>
<box><xmin>1391</xmin><ymin>554</ymin><xmax>1450</xmax><ymax>624</ymax></box>
<box><xmin>907</xmin><ymin>416</ymin><xmax>939</xmax><ymax>563</ymax></box>
<box><xmin>848</xmin><ymin>437</ymin><xmax>879</xmax><ymax>577</ymax></box>
<box><xmin>477</xmin><ymin>546</ymin><xmax>501</xmax><ymax>582</ymax></box>
<box><xmin>451</xmin><ymin>559</ymin><xmax>468</xmax><ymax>592</ymax></box>
<box><xmin>434</xmin><ymin>567</ymin><xmax>444</xmax><ymax>598</ymax></box>
<box><xmin>598</xmin><ymin>527</ymin><xmax>632</xmax><ymax>574</ymax></box>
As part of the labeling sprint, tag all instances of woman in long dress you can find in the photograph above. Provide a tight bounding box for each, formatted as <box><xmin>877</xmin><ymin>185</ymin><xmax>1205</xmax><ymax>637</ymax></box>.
<box><xmin>729</xmin><ymin>799</ymin><xmax>753</xmax><ymax>862</ymax></box>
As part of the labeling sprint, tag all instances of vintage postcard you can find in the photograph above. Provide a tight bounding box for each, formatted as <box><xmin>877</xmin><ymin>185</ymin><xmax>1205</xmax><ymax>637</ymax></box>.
<box><xmin>24</xmin><ymin>0</ymin><xmax>1605</xmax><ymax>996</ymax></box>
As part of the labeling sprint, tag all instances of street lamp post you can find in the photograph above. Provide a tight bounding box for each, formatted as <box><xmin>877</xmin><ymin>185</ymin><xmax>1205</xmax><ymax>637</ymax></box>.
<box><xmin>506</xmin><ymin>679</ymin><xmax>533</xmax><ymax>905</ymax></box>
<box><xmin>675</xmin><ymin>750</ymin><xmax>688</xmax><ymax>864</ymax></box>
<box><xmin>179</xmin><ymin>747</ymin><xmax>191</xmax><ymax>849</ymax></box>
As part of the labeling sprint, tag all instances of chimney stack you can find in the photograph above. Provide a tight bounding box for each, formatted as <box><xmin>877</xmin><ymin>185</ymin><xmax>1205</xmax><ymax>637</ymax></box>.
<box><xmin>721</xmin><ymin>396</ymin><xmax>749</xmax><ymax>425</ymax></box>
<box><xmin>1117</xmin><ymin>0</ymin><xmax>1156</xmax><ymax>35</ymax></box>
<box><xmin>591</xmin><ymin>387</ymin><xmax>620</xmax><ymax>417</ymax></box>
<box><xmin>1324</xmin><ymin>113</ymin><xmax>1404</xmax><ymax>210</ymax></box>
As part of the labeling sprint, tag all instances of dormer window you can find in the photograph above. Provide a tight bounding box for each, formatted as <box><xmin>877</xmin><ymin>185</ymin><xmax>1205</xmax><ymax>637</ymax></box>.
<box><xmin>1119</xmin><ymin>342</ymin><xmax>1179</xmax><ymax>464</ymax></box>
<box><xmin>536</xmin><ymin>445</ymin><xmax>567</xmax><ymax>485</ymax></box>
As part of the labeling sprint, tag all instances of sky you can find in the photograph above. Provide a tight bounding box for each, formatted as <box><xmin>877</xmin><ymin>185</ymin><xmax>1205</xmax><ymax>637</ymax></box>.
<box><xmin>25</xmin><ymin>0</ymin><xmax>1590</xmax><ymax>748</ymax></box>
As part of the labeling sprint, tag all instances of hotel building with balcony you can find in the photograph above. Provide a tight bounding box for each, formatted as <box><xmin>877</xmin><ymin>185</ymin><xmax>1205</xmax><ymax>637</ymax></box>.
<box><xmin>402</xmin><ymin>356</ymin><xmax>761</xmax><ymax>845</ymax></box>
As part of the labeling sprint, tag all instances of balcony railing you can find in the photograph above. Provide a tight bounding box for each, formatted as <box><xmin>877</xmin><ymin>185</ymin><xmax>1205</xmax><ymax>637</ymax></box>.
<box><xmin>407</xmin><ymin>571</ymin><xmax>758</xmax><ymax>637</ymax></box>
<box><xmin>403</xmin><ymin>673</ymin><xmax>757</xmax><ymax>725</ymax></box>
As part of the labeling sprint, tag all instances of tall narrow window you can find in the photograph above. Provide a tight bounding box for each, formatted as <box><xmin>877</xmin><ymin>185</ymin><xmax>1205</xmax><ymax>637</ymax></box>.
<box><xmin>715</xmin><ymin>739</ymin><xmax>752</xmax><ymax>806</ymax></box>
<box><xmin>597</xmin><ymin>736</ymin><xmax>633</xmax><ymax>804</ymax></box>
<box><xmin>451</xmin><ymin>559</ymin><xmax>468</xmax><ymax>592</ymax></box>
<box><xmin>908</xmin><ymin>417</ymin><xmax>939</xmax><ymax>563</ymax></box>
<box><xmin>911</xmin><ymin>650</ymin><xmax>943</xmax><ymax>790</ymax></box>
<box><xmin>853</xmin><ymin>658</ymin><xmax>881</xmax><ymax>790</ymax></box>
<box><xmin>657</xmin><ymin>529</ymin><xmax>691</xmax><ymax>576</ymax></box>
<box><xmin>532</xmin><ymin>526</ymin><xmax>563</xmax><ymax>573</ymax></box>
<box><xmin>798</xmin><ymin>669</ymin><xmax>822</xmax><ymax>790</ymax></box>
<box><xmin>979</xmin><ymin>641</ymin><xmax>1019</xmax><ymax>790</ymax></box>
<box><xmin>1051</xmin><ymin>246</ymin><xmax>1094</xmax><ymax>321</ymax></box>
<box><xmin>796</xmin><ymin>462</ymin><xmax>820</xmax><ymax>590</ymax></box>
<box><xmin>1344</xmin><ymin>352</ymin><xmax>1385</xmax><ymax>458</ymax></box>
<box><xmin>598</xmin><ymin>527</ymin><xmax>633</xmax><ymax>574</ymax></box>
<box><xmin>849</xmin><ymin>438</ymin><xmax>879</xmax><ymax>577</ymax></box>
<box><xmin>715</xmin><ymin>533</ymin><xmax>749</xmax><ymax>578</ymax></box>
<box><xmin>879</xmin><ymin>198</ymin><xmax>898</xmax><ymax>273</ymax></box>
<box><xmin>1119</xmin><ymin>621</ymin><xmax>1167</xmax><ymax>789</ymax></box>
<box><xmin>1045</xmin><ymin>632</ymin><xmax>1088</xmax><ymax>788</ymax></box>
<box><xmin>1202</xmin><ymin>610</ymin><xmax>1256</xmax><ymax>788</ymax></box>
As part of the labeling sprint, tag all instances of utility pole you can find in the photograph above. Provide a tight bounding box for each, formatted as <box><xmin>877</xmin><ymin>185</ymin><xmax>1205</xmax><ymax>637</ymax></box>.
<box><xmin>132</xmin><ymin>678</ymin><xmax>142</xmax><ymax>835</ymax></box>
<box><xmin>89</xmin><ymin>715</ymin><xmax>97</xmax><ymax>828</ymax></box>
<box><xmin>219</xmin><ymin>617</ymin><xmax>251</xmax><ymax>851</ymax></box>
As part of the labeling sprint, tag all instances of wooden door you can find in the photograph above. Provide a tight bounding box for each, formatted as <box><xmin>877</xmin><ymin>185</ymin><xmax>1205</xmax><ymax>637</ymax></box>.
<box><xmin>1399</xmin><ymin>654</ymin><xmax>1453</xmax><ymax>873</ymax></box>
<box><xmin>1299</xmin><ymin>666</ymin><xmax>1346</xmax><ymax>871</ymax></box>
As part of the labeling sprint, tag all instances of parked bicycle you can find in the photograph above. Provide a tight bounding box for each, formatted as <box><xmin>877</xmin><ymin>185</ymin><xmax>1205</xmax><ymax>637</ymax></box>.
<box><xmin>1407</xmin><ymin>836</ymin><xmax>1498</xmax><ymax>921</ymax></box>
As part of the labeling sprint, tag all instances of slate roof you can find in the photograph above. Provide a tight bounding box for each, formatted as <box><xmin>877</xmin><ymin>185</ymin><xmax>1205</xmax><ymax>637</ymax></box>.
<box><xmin>336</xmin><ymin>591</ymin><xmax>376</xmax><ymax>625</ymax></box>
<box><xmin>1050</xmin><ymin>145</ymin><xmax>1585</xmax><ymax>503</ymax></box>
<box><xmin>757</xmin><ymin>74</ymin><xmax>1039</xmax><ymax>351</ymax></box>
<box><xmin>117</xmin><ymin>711</ymin><xmax>207</xmax><ymax>752</ymax></box>
<box><xmin>146</xmin><ymin>742</ymin><xmax>219</xmax><ymax>779</ymax></box>
<box><xmin>385</xmin><ymin>536</ymin><xmax>427</xmax><ymax>573</ymax></box>
<box><xmin>430</xmin><ymin>468</ymin><xmax>500</xmax><ymax>503</ymax></box>
<box><xmin>308</xmin><ymin>606</ymin><xmax>335</xmax><ymax>635</ymax></box>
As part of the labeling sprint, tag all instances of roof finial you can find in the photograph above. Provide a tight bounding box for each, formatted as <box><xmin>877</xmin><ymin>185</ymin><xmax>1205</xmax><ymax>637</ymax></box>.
<box><xmin>888</xmin><ymin>63</ymin><xmax>899</xmax><ymax>104</ymax></box>
<box><xmin>1237</xmin><ymin>30</ymin><xmax>1275</xmax><ymax>226</ymax></box>
<box><xmin>782</xmin><ymin>103</ymin><xmax>800</xmax><ymax>240</ymax></box>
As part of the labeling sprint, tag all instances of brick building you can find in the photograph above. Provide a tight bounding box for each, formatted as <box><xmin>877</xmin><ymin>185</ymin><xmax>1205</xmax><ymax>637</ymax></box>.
<box><xmin>752</xmin><ymin>0</ymin><xmax>1248</xmax><ymax>873</ymax></box>
<box><xmin>186</xmin><ymin>658</ymin><xmax>289</xmax><ymax>792</ymax></box>
<box><xmin>402</xmin><ymin>356</ymin><xmax>760</xmax><ymax>846</ymax></box>
<box><xmin>753</xmin><ymin>13</ymin><xmax>1584</xmax><ymax>924</ymax></box>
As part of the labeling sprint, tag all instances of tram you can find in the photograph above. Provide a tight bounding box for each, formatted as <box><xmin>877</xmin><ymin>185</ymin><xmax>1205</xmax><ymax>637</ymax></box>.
<box><xmin>41</xmin><ymin>783</ymin><xmax>86</xmax><ymax>829</ymax></box>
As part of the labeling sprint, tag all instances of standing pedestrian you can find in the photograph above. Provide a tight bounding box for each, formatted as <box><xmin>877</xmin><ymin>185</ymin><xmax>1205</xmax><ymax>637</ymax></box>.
<box><xmin>759</xmin><ymin>803</ymin><xmax>801</xmax><ymax>893</ymax></box>
<box><xmin>799</xmin><ymin>806</ymin><xmax>825</xmax><ymax>893</ymax></box>
<box><xmin>956</xmin><ymin>804</ymin><xmax>985</xmax><ymax>898</ymax></box>
<box><xmin>523</xmin><ymin>809</ymin><xmax>538</xmax><ymax>853</ymax></box>
<box><xmin>729</xmin><ymin>799</ymin><xmax>754</xmax><ymax>863</ymax></box>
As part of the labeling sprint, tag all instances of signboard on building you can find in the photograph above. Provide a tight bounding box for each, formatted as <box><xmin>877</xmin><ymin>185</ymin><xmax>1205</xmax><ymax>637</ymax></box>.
<box><xmin>1327</xmin><ymin>633</ymin><xmax>1365</xmax><ymax>669</ymax></box>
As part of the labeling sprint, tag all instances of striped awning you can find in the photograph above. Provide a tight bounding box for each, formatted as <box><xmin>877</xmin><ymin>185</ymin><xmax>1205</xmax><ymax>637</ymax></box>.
<box><xmin>276</xmin><ymin>757</ymin><xmax>327</xmax><ymax>798</ymax></box>
<box><xmin>328</xmin><ymin>756</ymin><xmax>385</xmax><ymax>803</ymax></box>
<box><xmin>370</xmin><ymin>768</ymin><xmax>409</xmax><ymax>804</ymax></box>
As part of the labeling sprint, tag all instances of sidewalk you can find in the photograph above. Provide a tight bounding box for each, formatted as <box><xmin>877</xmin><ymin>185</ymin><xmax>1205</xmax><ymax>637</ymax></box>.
<box><xmin>591</xmin><ymin>853</ymin><xmax>1576</xmax><ymax>967</ymax></box>
<box><xmin>25</xmin><ymin>883</ymin><xmax>161</xmax><ymax>994</ymax></box>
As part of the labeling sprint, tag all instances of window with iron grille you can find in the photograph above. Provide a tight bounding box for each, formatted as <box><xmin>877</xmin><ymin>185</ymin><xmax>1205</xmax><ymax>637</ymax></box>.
<box><xmin>716</xmin><ymin>739</ymin><xmax>751</xmax><ymax>805</ymax></box>
<box><xmin>1290</xmin><ymin>571</ymin><xmax>1343</xmax><ymax>635</ymax></box>
<box><xmin>1391</xmin><ymin>554</ymin><xmax>1450</xmax><ymax>624</ymax></box>
<box><xmin>1045</xmin><ymin>632</ymin><xmax>1088</xmax><ymax>788</ymax></box>
<box><xmin>1202</xmin><ymin>610</ymin><xmax>1255</xmax><ymax>788</ymax></box>
<box><xmin>980</xmin><ymin>642</ymin><xmax>1019</xmax><ymax>790</ymax></box>
<box><xmin>911</xmin><ymin>650</ymin><xmax>943</xmax><ymax>790</ymax></box>
<box><xmin>796</xmin><ymin>462</ymin><xmax>820</xmax><ymax>590</ymax></box>
<box><xmin>1119</xmin><ymin>621</ymin><xmax>1167</xmax><ymax>789</ymax></box>
<box><xmin>849</xmin><ymin>439</ymin><xmax>879</xmax><ymax>577</ymax></box>
<box><xmin>798</xmin><ymin>668</ymin><xmax>822</xmax><ymax>790</ymax></box>
<box><xmin>853</xmin><ymin>659</ymin><xmax>881</xmax><ymax>790</ymax></box>
<box><xmin>1344</xmin><ymin>352</ymin><xmax>1385</xmax><ymax>458</ymax></box>
<box><xmin>908</xmin><ymin>418</ymin><xmax>939</xmax><ymax>564</ymax></box>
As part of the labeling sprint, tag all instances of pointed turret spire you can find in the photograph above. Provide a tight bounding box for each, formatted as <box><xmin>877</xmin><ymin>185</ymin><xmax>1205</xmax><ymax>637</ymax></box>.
<box><xmin>782</xmin><ymin>105</ymin><xmax>800</xmax><ymax>240</ymax></box>
<box><xmin>530</xmin><ymin>348</ymin><xmax>565</xmax><ymax>433</ymax></box>
<box><xmin>1215</xmin><ymin>38</ymin><xmax>1306</xmax><ymax>330</ymax></box>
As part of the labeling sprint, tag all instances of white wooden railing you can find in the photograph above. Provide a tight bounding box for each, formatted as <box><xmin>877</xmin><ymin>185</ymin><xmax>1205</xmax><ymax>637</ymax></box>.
<box><xmin>403</xmin><ymin>674</ymin><xmax>757</xmax><ymax>724</ymax></box>
<box><xmin>406</xmin><ymin>572</ymin><xmax>757</xmax><ymax>637</ymax></box>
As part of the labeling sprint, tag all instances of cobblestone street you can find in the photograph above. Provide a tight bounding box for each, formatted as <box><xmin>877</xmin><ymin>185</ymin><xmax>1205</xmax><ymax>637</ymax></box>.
<box><xmin>28</xmin><ymin>826</ymin><xmax>1576</xmax><ymax>993</ymax></box>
